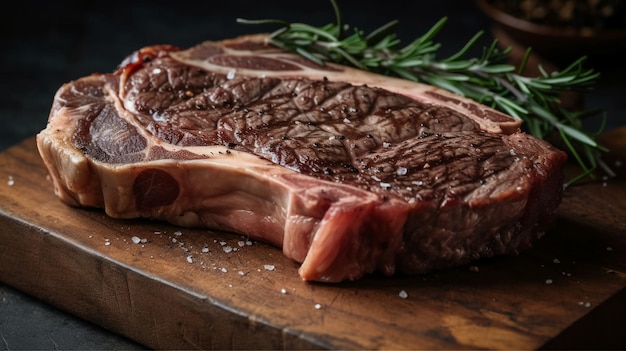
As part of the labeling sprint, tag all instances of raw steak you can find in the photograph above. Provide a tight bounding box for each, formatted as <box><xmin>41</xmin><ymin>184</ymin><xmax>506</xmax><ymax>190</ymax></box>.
<box><xmin>37</xmin><ymin>34</ymin><xmax>567</xmax><ymax>282</ymax></box>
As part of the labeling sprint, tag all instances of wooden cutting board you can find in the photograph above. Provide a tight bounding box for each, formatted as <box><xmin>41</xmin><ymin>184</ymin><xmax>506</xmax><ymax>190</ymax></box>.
<box><xmin>1</xmin><ymin>129</ymin><xmax>625</xmax><ymax>350</ymax></box>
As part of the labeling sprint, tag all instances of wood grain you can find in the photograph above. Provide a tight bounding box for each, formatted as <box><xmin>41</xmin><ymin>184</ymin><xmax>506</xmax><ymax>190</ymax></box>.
<box><xmin>1</xmin><ymin>130</ymin><xmax>625</xmax><ymax>350</ymax></box>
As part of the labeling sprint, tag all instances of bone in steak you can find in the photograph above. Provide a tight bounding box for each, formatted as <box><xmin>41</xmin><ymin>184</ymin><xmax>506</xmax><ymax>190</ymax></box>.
<box><xmin>37</xmin><ymin>34</ymin><xmax>567</xmax><ymax>282</ymax></box>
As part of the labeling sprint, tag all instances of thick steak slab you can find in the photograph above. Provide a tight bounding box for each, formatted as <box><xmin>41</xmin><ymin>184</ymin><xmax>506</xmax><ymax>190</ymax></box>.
<box><xmin>37</xmin><ymin>34</ymin><xmax>567</xmax><ymax>282</ymax></box>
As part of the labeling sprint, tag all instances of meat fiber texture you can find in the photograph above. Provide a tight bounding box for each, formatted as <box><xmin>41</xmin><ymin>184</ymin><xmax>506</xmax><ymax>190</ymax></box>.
<box><xmin>37</xmin><ymin>34</ymin><xmax>567</xmax><ymax>282</ymax></box>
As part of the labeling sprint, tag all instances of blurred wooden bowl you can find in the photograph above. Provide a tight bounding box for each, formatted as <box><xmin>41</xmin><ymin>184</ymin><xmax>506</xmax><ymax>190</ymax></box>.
<box><xmin>476</xmin><ymin>0</ymin><xmax>626</xmax><ymax>67</ymax></box>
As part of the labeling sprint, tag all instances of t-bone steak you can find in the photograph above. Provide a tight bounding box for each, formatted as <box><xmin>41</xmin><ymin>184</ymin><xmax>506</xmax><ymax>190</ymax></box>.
<box><xmin>37</xmin><ymin>34</ymin><xmax>568</xmax><ymax>282</ymax></box>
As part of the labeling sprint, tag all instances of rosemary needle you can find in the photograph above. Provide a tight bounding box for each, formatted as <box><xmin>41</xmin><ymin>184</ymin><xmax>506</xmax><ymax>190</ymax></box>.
<box><xmin>237</xmin><ymin>0</ymin><xmax>609</xmax><ymax>185</ymax></box>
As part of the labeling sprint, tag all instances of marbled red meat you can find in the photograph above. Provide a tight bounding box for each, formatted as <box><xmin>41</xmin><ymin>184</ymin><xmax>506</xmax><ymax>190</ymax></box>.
<box><xmin>37</xmin><ymin>35</ymin><xmax>567</xmax><ymax>282</ymax></box>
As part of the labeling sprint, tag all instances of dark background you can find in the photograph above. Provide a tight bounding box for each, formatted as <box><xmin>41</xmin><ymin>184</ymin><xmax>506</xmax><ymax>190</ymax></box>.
<box><xmin>1</xmin><ymin>0</ymin><xmax>624</xmax><ymax>349</ymax></box>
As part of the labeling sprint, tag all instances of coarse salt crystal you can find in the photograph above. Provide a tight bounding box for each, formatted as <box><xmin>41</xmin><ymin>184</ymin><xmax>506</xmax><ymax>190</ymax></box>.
<box><xmin>396</xmin><ymin>167</ymin><xmax>408</xmax><ymax>176</ymax></box>
<box><xmin>553</xmin><ymin>258</ymin><xmax>561</xmax><ymax>264</ymax></box>
<box><xmin>223</xmin><ymin>246</ymin><xmax>233</xmax><ymax>253</ymax></box>
<box><xmin>131</xmin><ymin>236</ymin><xmax>141</xmax><ymax>244</ymax></box>
<box><xmin>399</xmin><ymin>290</ymin><xmax>408</xmax><ymax>299</ymax></box>
<box><xmin>380</xmin><ymin>182</ymin><xmax>391</xmax><ymax>189</ymax></box>
<box><xmin>545</xmin><ymin>279</ymin><xmax>553</xmax><ymax>284</ymax></box>
<box><xmin>152</xmin><ymin>68</ymin><xmax>162</xmax><ymax>74</ymax></box>
<box><xmin>201</xmin><ymin>247</ymin><xmax>209</xmax><ymax>253</ymax></box>
<box><xmin>7</xmin><ymin>176</ymin><xmax>14</xmax><ymax>186</ymax></box>
<box><xmin>280</xmin><ymin>288</ymin><xmax>287</xmax><ymax>294</ymax></box>
<box><xmin>173</xmin><ymin>231</ymin><xmax>182</xmax><ymax>237</ymax></box>
<box><xmin>186</xmin><ymin>255</ymin><xmax>193</xmax><ymax>264</ymax></box>
<box><xmin>607</xmin><ymin>246</ymin><xmax>614</xmax><ymax>251</ymax></box>
<box><xmin>238</xmin><ymin>240</ymin><xmax>246</xmax><ymax>247</ymax></box>
<box><xmin>314</xmin><ymin>303</ymin><xmax>322</xmax><ymax>309</ymax></box>
<box><xmin>227</xmin><ymin>70</ymin><xmax>236</xmax><ymax>80</ymax></box>
<box><xmin>246</xmin><ymin>240</ymin><xmax>253</xmax><ymax>246</ymax></box>
<box><xmin>220</xmin><ymin>267</ymin><xmax>228</xmax><ymax>273</ymax></box>
<box><xmin>264</xmin><ymin>264</ymin><xmax>275</xmax><ymax>271</ymax></box>
<box><xmin>219</xmin><ymin>241</ymin><xmax>227</xmax><ymax>246</ymax></box>
<box><xmin>238</xmin><ymin>271</ymin><xmax>245</xmax><ymax>276</ymax></box>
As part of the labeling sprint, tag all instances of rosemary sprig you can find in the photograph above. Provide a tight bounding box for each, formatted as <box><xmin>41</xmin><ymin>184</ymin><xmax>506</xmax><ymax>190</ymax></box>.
<box><xmin>237</xmin><ymin>0</ymin><xmax>610</xmax><ymax>185</ymax></box>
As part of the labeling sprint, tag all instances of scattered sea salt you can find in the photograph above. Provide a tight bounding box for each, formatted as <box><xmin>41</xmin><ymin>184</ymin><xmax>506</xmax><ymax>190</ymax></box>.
<box><xmin>227</xmin><ymin>69</ymin><xmax>236</xmax><ymax>80</ymax></box>
<box><xmin>173</xmin><ymin>231</ymin><xmax>182</xmax><ymax>237</ymax></box>
<box><xmin>280</xmin><ymin>288</ymin><xmax>287</xmax><ymax>294</ymax></box>
<box><xmin>553</xmin><ymin>258</ymin><xmax>561</xmax><ymax>264</ymax></box>
<box><xmin>396</xmin><ymin>167</ymin><xmax>408</xmax><ymax>176</ymax></box>
<box><xmin>238</xmin><ymin>271</ymin><xmax>246</xmax><ymax>276</ymax></box>
<box><xmin>380</xmin><ymin>182</ymin><xmax>392</xmax><ymax>190</ymax></box>
<box><xmin>246</xmin><ymin>240</ymin><xmax>253</xmax><ymax>246</ymax></box>
<box><xmin>7</xmin><ymin>176</ymin><xmax>14</xmax><ymax>186</ymax></box>
<box><xmin>186</xmin><ymin>255</ymin><xmax>193</xmax><ymax>264</ymax></box>
<box><xmin>383</xmin><ymin>142</ymin><xmax>392</xmax><ymax>148</ymax></box>
<box><xmin>399</xmin><ymin>290</ymin><xmax>408</xmax><ymax>299</ymax></box>
<box><xmin>607</xmin><ymin>246</ymin><xmax>614</xmax><ymax>252</ymax></box>
<box><xmin>201</xmin><ymin>247</ymin><xmax>209</xmax><ymax>253</ymax></box>
<box><xmin>151</xmin><ymin>68</ymin><xmax>162</xmax><ymax>74</ymax></box>
<box><xmin>220</xmin><ymin>267</ymin><xmax>228</xmax><ymax>273</ymax></box>
<box><xmin>314</xmin><ymin>303</ymin><xmax>322</xmax><ymax>309</ymax></box>
<box><xmin>545</xmin><ymin>279</ymin><xmax>553</xmax><ymax>285</ymax></box>
<box><xmin>131</xmin><ymin>236</ymin><xmax>141</xmax><ymax>244</ymax></box>
<box><xmin>223</xmin><ymin>246</ymin><xmax>233</xmax><ymax>253</ymax></box>
<box><xmin>237</xmin><ymin>240</ymin><xmax>246</xmax><ymax>247</ymax></box>
<box><xmin>264</xmin><ymin>264</ymin><xmax>275</xmax><ymax>271</ymax></box>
